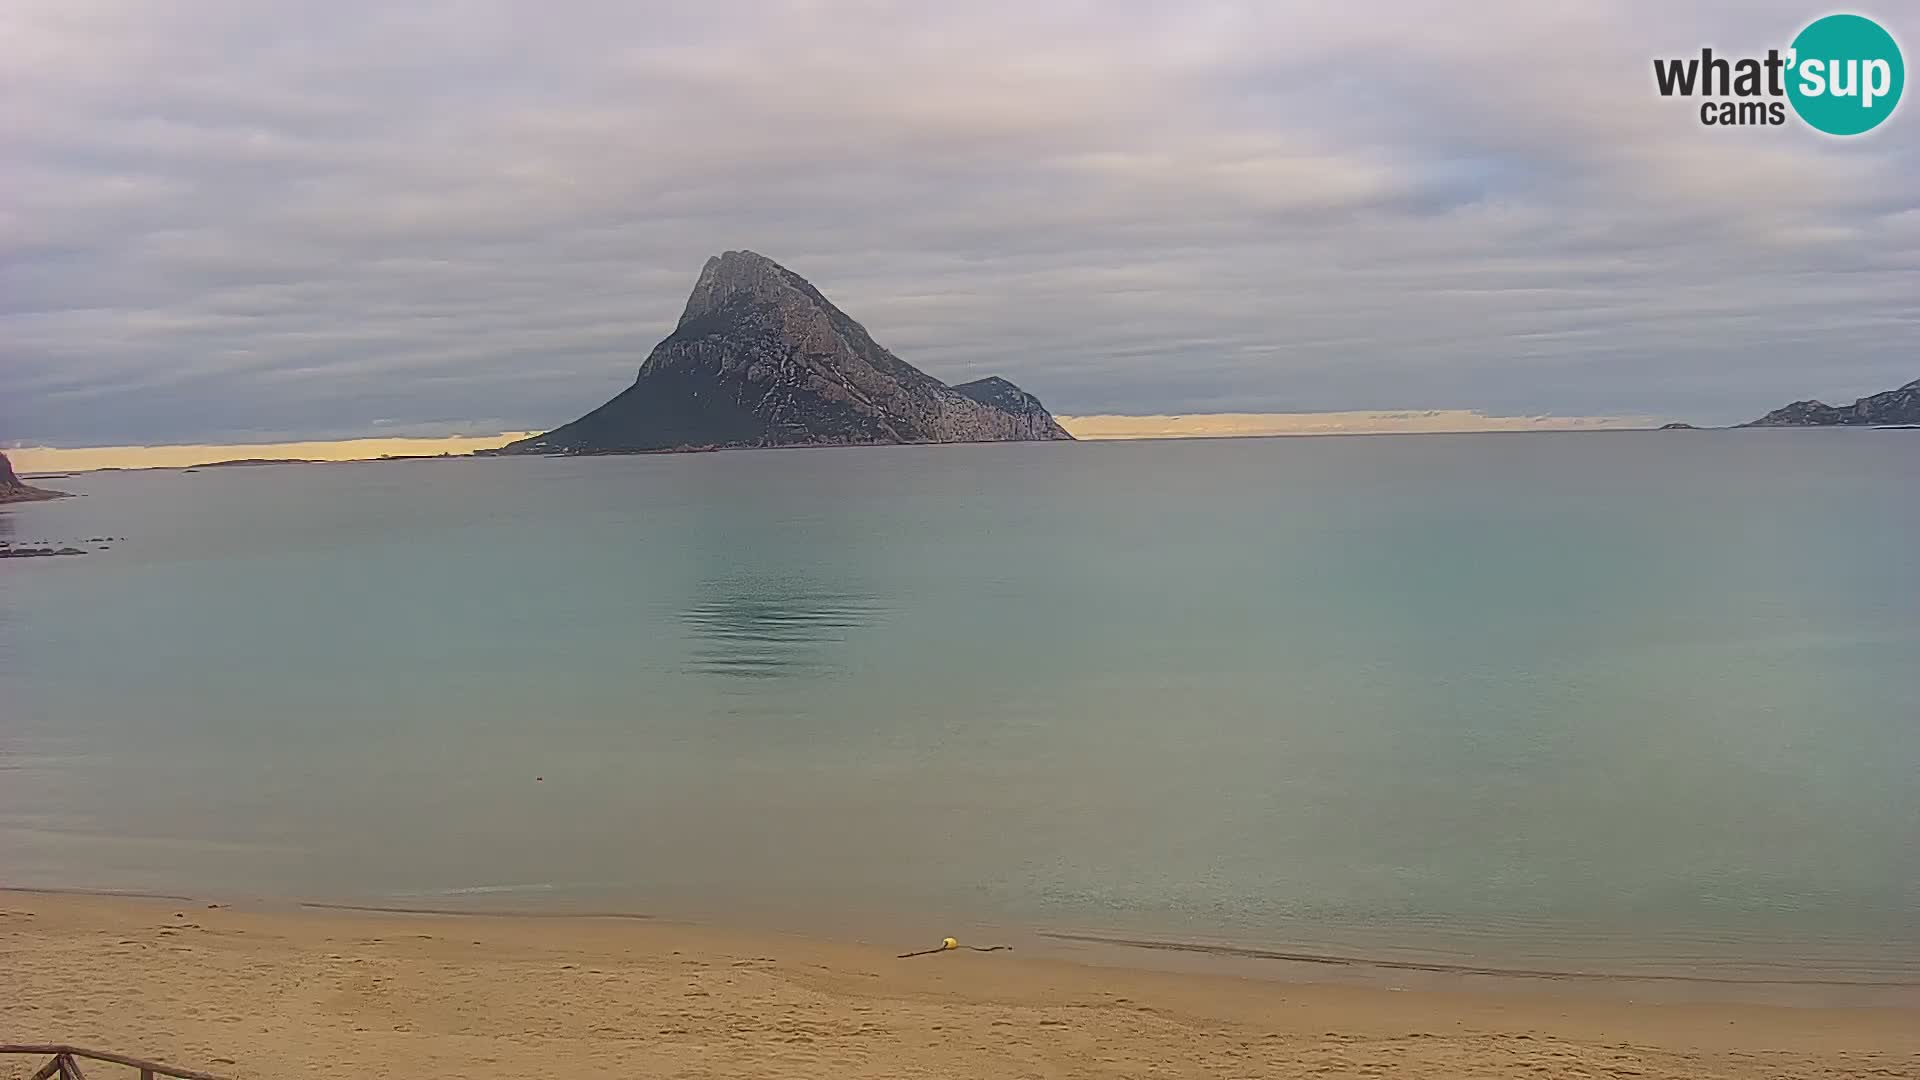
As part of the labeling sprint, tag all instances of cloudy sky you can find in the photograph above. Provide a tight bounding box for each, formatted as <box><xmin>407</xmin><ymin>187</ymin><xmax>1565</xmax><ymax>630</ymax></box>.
<box><xmin>4</xmin><ymin>1</ymin><xmax>1916</xmax><ymax>448</ymax></box>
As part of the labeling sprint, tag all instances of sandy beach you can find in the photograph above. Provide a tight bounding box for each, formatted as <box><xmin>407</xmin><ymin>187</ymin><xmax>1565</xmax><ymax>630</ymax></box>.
<box><xmin>3</xmin><ymin>890</ymin><xmax>1914</xmax><ymax>1079</ymax></box>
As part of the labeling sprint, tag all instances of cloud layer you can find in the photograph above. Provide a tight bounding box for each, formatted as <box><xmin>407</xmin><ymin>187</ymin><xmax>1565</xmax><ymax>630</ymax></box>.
<box><xmin>4</xmin><ymin>1</ymin><xmax>1916</xmax><ymax>446</ymax></box>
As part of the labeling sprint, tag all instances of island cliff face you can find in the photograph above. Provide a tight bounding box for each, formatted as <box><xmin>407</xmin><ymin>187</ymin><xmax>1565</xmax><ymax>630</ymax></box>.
<box><xmin>0</xmin><ymin>450</ymin><xmax>68</xmax><ymax>504</ymax></box>
<box><xmin>502</xmin><ymin>251</ymin><xmax>1072</xmax><ymax>454</ymax></box>
<box><xmin>1741</xmin><ymin>377</ymin><xmax>1920</xmax><ymax>427</ymax></box>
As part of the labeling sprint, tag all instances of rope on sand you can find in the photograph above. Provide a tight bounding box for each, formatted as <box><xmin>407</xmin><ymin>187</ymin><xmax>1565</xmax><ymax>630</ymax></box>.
<box><xmin>897</xmin><ymin>936</ymin><xmax>1013</xmax><ymax>959</ymax></box>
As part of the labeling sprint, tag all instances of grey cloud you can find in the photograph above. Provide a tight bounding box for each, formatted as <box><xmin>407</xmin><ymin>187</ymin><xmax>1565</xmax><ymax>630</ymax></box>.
<box><xmin>3</xmin><ymin>0</ymin><xmax>1916</xmax><ymax>447</ymax></box>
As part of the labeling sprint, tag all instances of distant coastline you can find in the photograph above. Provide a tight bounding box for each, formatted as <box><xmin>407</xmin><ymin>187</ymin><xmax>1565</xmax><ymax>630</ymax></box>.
<box><xmin>5</xmin><ymin>433</ymin><xmax>540</xmax><ymax>474</ymax></box>
<box><xmin>7</xmin><ymin>413</ymin><xmax>1657</xmax><ymax>473</ymax></box>
<box><xmin>13</xmin><ymin>394</ymin><xmax>1917</xmax><ymax>475</ymax></box>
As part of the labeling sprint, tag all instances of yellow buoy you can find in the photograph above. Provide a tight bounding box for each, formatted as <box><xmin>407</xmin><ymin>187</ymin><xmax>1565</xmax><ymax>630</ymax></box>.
<box><xmin>942</xmin><ymin>937</ymin><xmax>959</xmax><ymax>950</ymax></box>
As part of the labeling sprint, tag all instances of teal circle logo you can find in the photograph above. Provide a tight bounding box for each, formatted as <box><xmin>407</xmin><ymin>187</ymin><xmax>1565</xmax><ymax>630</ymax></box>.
<box><xmin>1787</xmin><ymin>14</ymin><xmax>1904</xmax><ymax>135</ymax></box>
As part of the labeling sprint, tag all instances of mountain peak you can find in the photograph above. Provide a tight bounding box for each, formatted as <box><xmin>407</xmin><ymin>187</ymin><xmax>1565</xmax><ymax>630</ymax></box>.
<box><xmin>503</xmin><ymin>252</ymin><xmax>1072</xmax><ymax>454</ymax></box>
<box><xmin>698</xmin><ymin>248</ymin><xmax>787</xmax><ymax>283</ymax></box>
<box><xmin>678</xmin><ymin>249</ymin><xmax>815</xmax><ymax>326</ymax></box>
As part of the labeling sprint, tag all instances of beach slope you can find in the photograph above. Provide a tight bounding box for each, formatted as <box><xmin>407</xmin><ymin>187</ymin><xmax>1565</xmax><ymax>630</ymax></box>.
<box><xmin>2</xmin><ymin>891</ymin><xmax>1913</xmax><ymax>1079</ymax></box>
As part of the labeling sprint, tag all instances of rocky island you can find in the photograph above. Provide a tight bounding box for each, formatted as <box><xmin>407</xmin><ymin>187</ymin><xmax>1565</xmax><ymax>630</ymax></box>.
<box><xmin>1740</xmin><ymin>377</ymin><xmax>1920</xmax><ymax>427</ymax></box>
<box><xmin>0</xmin><ymin>449</ymin><xmax>70</xmax><ymax>505</ymax></box>
<box><xmin>498</xmin><ymin>251</ymin><xmax>1072</xmax><ymax>455</ymax></box>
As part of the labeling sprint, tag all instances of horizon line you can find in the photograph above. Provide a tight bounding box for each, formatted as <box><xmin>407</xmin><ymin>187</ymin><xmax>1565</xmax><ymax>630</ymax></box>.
<box><xmin>7</xmin><ymin>410</ymin><xmax>1670</xmax><ymax>473</ymax></box>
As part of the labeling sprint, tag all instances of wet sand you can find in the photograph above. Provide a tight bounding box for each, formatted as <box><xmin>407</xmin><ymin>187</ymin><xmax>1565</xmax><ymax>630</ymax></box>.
<box><xmin>3</xmin><ymin>890</ymin><xmax>1914</xmax><ymax>1079</ymax></box>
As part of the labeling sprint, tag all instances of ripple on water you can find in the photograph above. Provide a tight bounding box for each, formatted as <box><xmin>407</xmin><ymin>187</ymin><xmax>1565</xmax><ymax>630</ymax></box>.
<box><xmin>678</xmin><ymin>578</ymin><xmax>888</xmax><ymax>679</ymax></box>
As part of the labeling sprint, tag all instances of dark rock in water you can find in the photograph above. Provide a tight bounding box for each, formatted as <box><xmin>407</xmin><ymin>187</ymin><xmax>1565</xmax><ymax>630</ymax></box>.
<box><xmin>0</xmin><ymin>450</ymin><xmax>69</xmax><ymax>504</ymax></box>
<box><xmin>1657</xmin><ymin>422</ymin><xmax>1699</xmax><ymax>430</ymax></box>
<box><xmin>499</xmin><ymin>250</ymin><xmax>1073</xmax><ymax>455</ymax></box>
<box><xmin>0</xmin><ymin>545</ymin><xmax>85</xmax><ymax>558</ymax></box>
<box><xmin>1741</xmin><ymin>377</ymin><xmax>1920</xmax><ymax>427</ymax></box>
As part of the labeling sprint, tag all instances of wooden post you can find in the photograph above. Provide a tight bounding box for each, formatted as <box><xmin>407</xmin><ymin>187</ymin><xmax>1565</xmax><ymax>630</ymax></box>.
<box><xmin>0</xmin><ymin>1046</ymin><xmax>225</xmax><ymax>1080</ymax></box>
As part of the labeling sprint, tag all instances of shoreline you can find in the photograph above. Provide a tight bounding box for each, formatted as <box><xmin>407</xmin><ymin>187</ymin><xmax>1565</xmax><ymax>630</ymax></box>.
<box><xmin>7</xmin><ymin>884</ymin><xmax>1916</xmax><ymax>1011</ymax></box>
<box><xmin>18</xmin><ymin>423</ymin><xmax>1919</xmax><ymax>476</ymax></box>
<box><xmin>4</xmin><ymin>889</ymin><xmax>1915</xmax><ymax>1080</ymax></box>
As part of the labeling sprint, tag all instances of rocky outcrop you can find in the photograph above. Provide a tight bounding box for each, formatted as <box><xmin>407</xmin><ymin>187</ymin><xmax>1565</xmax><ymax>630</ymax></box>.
<box><xmin>1741</xmin><ymin>377</ymin><xmax>1920</xmax><ymax>427</ymax></box>
<box><xmin>501</xmin><ymin>251</ymin><xmax>1073</xmax><ymax>454</ymax></box>
<box><xmin>0</xmin><ymin>545</ymin><xmax>85</xmax><ymax>558</ymax></box>
<box><xmin>0</xmin><ymin>450</ymin><xmax>69</xmax><ymax>504</ymax></box>
<box><xmin>951</xmin><ymin>376</ymin><xmax>1069</xmax><ymax>438</ymax></box>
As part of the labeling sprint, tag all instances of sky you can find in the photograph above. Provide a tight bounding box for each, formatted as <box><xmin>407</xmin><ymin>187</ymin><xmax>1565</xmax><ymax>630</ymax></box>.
<box><xmin>4</xmin><ymin>1</ymin><xmax>1916</xmax><ymax>450</ymax></box>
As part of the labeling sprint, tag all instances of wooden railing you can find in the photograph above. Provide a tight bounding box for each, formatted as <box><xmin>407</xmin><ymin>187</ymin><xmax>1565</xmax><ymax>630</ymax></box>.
<box><xmin>0</xmin><ymin>1045</ymin><xmax>231</xmax><ymax>1080</ymax></box>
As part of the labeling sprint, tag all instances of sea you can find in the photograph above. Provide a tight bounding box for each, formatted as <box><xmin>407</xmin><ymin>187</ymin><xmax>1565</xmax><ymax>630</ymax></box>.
<box><xmin>3</xmin><ymin>431</ymin><xmax>1916</xmax><ymax>1000</ymax></box>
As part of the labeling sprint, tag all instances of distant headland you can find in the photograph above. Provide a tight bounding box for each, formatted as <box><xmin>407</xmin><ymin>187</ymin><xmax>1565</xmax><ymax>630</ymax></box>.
<box><xmin>0</xmin><ymin>449</ymin><xmax>70</xmax><ymax>505</ymax></box>
<box><xmin>1738</xmin><ymin>377</ymin><xmax>1920</xmax><ymax>428</ymax></box>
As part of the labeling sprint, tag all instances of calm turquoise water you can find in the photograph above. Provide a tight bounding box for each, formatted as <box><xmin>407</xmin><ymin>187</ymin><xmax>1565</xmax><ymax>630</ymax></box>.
<box><xmin>3</xmin><ymin>433</ymin><xmax>1917</xmax><ymax>989</ymax></box>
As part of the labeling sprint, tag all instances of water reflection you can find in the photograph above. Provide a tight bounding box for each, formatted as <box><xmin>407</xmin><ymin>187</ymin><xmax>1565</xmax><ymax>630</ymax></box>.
<box><xmin>679</xmin><ymin>574</ymin><xmax>887</xmax><ymax>679</ymax></box>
